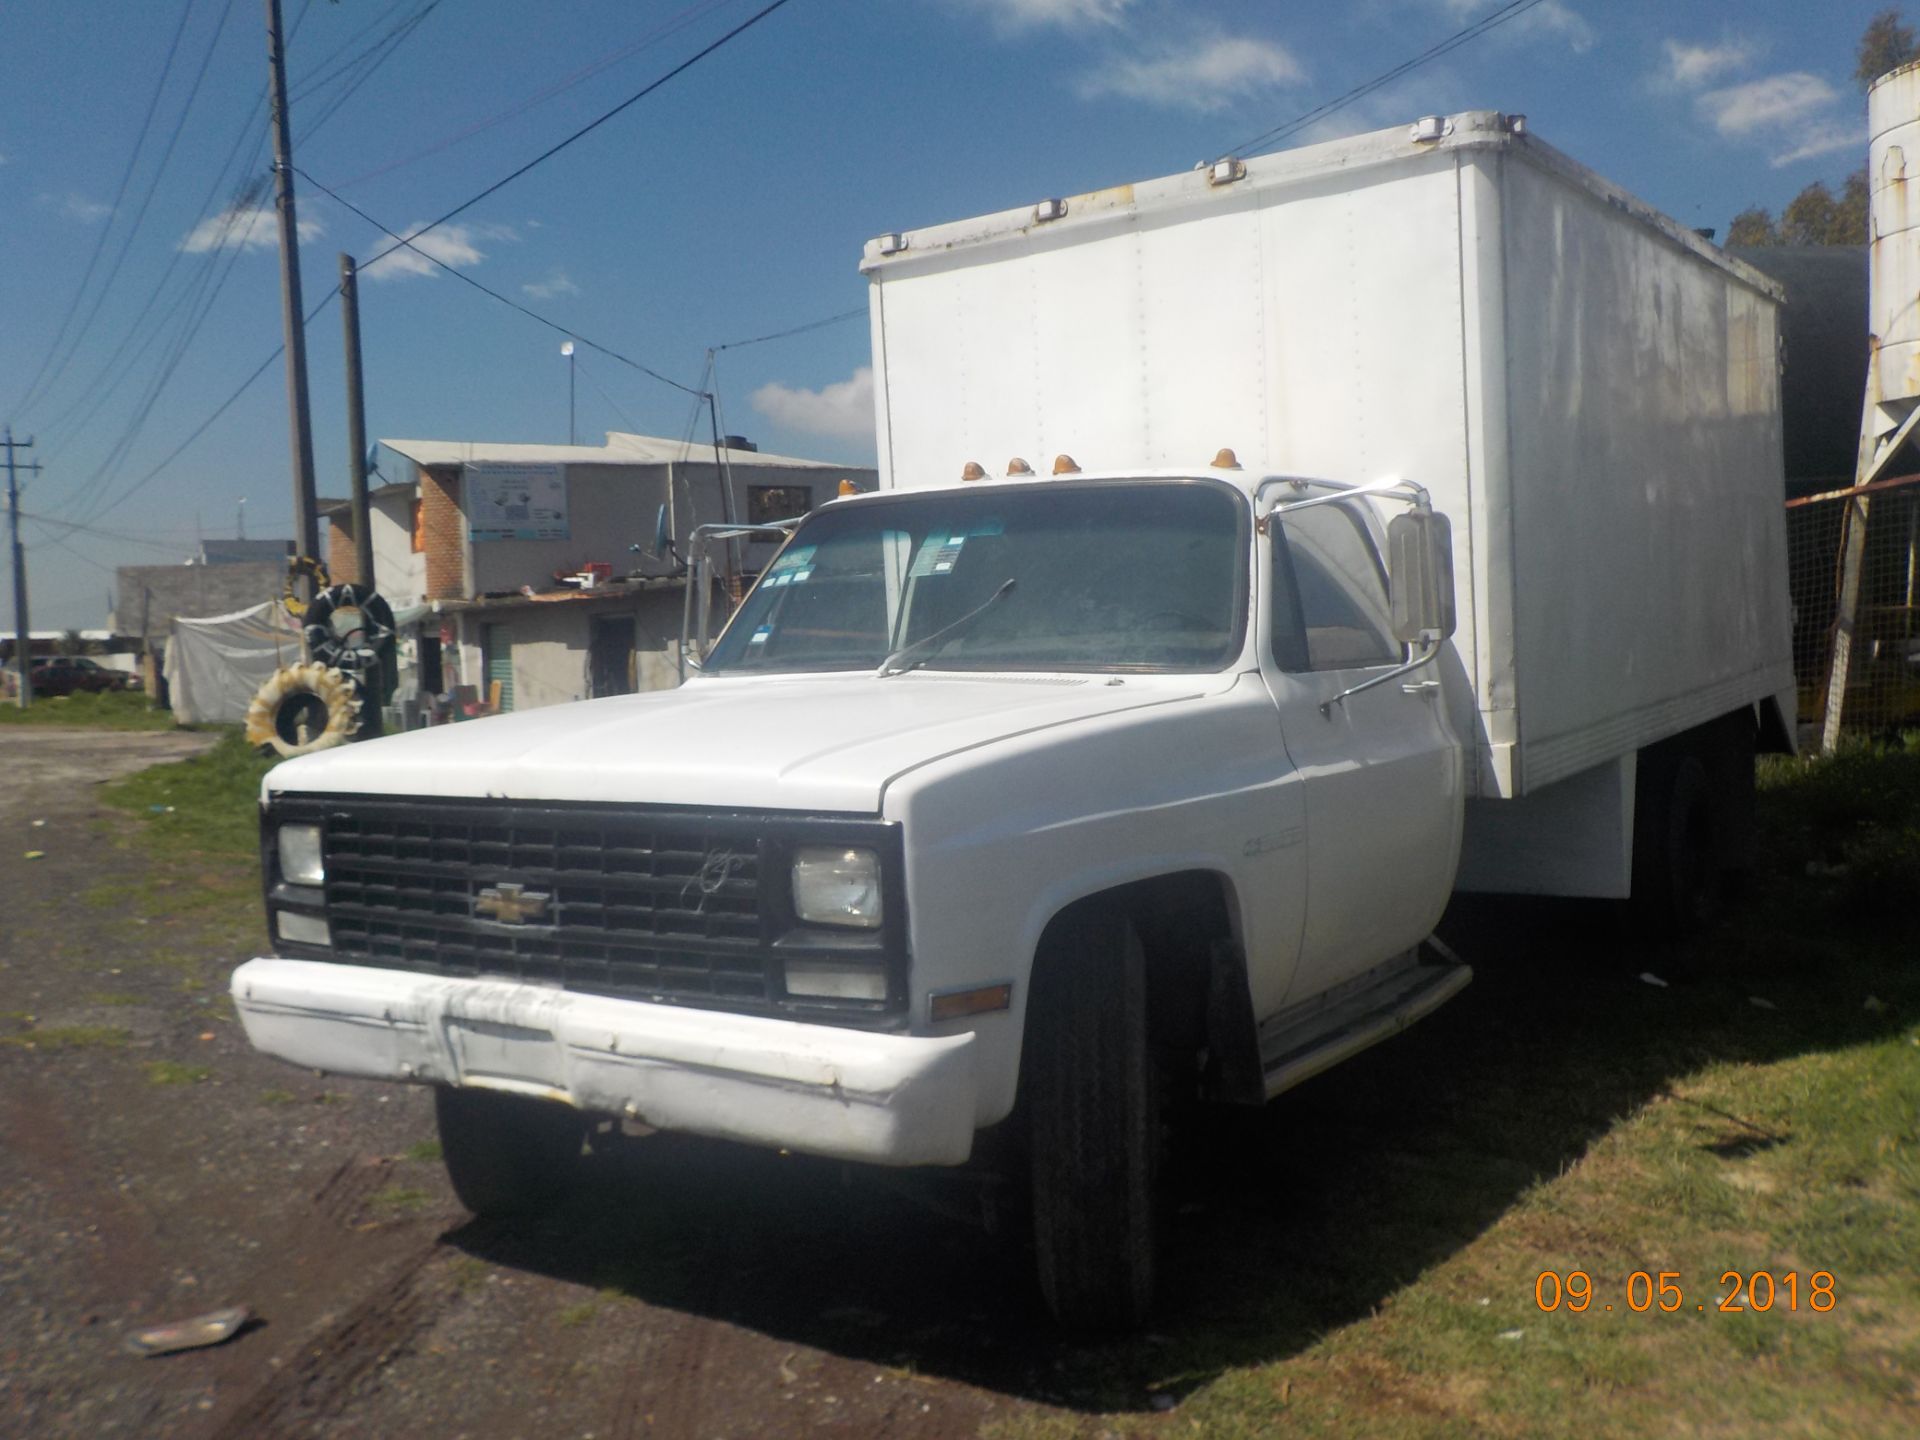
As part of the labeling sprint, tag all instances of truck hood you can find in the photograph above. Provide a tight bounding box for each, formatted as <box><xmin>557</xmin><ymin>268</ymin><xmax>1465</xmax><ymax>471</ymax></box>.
<box><xmin>265</xmin><ymin>672</ymin><xmax>1215</xmax><ymax>814</ymax></box>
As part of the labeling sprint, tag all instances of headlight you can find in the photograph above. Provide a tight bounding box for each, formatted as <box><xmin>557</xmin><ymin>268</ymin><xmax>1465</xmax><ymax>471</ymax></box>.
<box><xmin>275</xmin><ymin>909</ymin><xmax>331</xmax><ymax>947</ymax></box>
<box><xmin>277</xmin><ymin>823</ymin><xmax>325</xmax><ymax>886</ymax></box>
<box><xmin>783</xmin><ymin>961</ymin><xmax>886</xmax><ymax>1001</ymax></box>
<box><xmin>790</xmin><ymin>846</ymin><xmax>882</xmax><ymax>929</ymax></box>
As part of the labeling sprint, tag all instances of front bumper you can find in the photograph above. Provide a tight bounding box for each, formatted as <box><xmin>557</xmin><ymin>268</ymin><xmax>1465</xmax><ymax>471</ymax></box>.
<box><xmin>231</xmin><ymin>958</ymin><xmax>978</xmax><ymax>1166</ymax></box>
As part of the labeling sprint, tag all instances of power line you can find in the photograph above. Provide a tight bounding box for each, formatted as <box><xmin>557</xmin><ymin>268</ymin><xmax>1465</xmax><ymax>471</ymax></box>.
<box><xmin>287</xmin><ymin>0</ymin><xmax>413</xmax><ymax>99</ymax></box>
<box><xmin>716</xmin><ymin>307</ymin><xmax>864</xmax><ymax>352</ymax></box>
<box><xmin>8</xmin><ymin>0</ymin><xmax>200</xmax><ymax>417</ymax></box>
<box><xmin>301</xmin><ymin>0</ymin><xmax>442</xmax><ymax>141</ymax></box>
<box><xmin>290</xmin><ymin>0</ymin><xmax>431</xmax><ymax>103</ymax></box>
<box><xmin>76</xmin><ymin>286</ymin><xmax>342</xmax><ymax>529</ymax></box>
<box><xmin>355</xmin><ymin>0</ymin><xmax>797</xmax><ymax>277</ymax></box>
<box><xmin>297</xmin><ymin>168</ymin><xmax>704</xmax><ymax>397</ymax></box>
<box><xmin>330</xmin><ymin>0</ymin><xmax>739</xmax><ymax>189</ymax></box>
<box><xmin>37</xmin><ymin>0</ymin><xmax>797</xmax><ymax>529</ymax></box>
<box><xmin>1216</xmin><ymin>0</ymin><xmax>1551</xmax><ymax>162</ymax></box>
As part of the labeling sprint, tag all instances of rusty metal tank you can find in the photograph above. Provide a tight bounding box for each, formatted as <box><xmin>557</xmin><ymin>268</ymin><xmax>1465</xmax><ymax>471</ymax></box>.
<box><xmin>1868</xmin><ymin>59</ymin><xmax>1920</xmax><ymax>410</ymax></box>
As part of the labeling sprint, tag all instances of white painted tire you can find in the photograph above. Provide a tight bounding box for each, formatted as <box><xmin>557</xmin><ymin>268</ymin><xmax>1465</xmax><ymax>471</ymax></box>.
<box><xmin>244</xmin><ymin>663</ymin><xmax>362</xmax><ymax>757</ymax></box>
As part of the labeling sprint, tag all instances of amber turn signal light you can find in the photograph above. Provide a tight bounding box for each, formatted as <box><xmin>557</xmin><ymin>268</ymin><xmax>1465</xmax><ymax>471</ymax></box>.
<box><xmin>930</xmin><ymin>983</ymin><xmax>1013</xmax><ymax>1023</ymax></box>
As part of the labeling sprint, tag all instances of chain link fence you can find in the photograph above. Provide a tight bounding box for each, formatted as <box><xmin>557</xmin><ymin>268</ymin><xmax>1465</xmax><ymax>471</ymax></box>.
<box><xmin>1786</xmin><ymin>473</ymin><xmax>1920</xmax><ymax>738</ymax></box>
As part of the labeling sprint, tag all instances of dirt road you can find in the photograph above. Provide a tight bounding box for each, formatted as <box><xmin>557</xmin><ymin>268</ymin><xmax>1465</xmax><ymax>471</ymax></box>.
<box><xmin>0</xmin><ymin>728</ymin><xmax>1093</xmax><ymax>1439</ymax></box>
<box><xmin>10</xmin><ymin>728</ymin><xmax>1893</xmax><ymax>1438</ymax></box>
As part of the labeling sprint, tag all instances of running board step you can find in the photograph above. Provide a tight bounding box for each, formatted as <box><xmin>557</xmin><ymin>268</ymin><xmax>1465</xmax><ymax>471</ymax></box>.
<box><xmin>1257</xmin><ymin>947</ymin><xmax>1472</xmax><ymax>1100</ymax></box>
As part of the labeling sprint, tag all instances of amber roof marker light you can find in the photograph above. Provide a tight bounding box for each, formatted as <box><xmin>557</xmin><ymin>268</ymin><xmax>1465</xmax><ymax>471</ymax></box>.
<box><xmin>1052</xmin><ymin>454</ymin><xmax>1082</xmax><ymax>475</ymax></box>
<box><xmin>1211</xmin><ymin>448</ymin><xmax>1242</xmax><ymax>470</ymax></box>
<box><xmin>961</xmin><ymin>461</ymin><xmax>987</xmax><ymax>482</ymax></box>
<box><xmin>1006</xmin><ymin>457</ymin><xmax>1034</xmax><ymax>476</ymax></box>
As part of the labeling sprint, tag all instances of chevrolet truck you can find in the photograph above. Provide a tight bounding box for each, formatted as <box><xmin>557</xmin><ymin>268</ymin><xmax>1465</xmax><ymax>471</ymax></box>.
<box><xmin>233</xmin><ymin>112</ymin><xmax>1795</xmax><ymax>1327</ymax></box>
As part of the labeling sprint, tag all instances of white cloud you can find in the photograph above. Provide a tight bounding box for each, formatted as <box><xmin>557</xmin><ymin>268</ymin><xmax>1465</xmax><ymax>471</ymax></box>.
<box><xmin>1444</xmin><ymin>0</ymin><xmax>1593</xmax><ymax>53</ymax></box>
<box><xmin>1771</xmin><ymin>120</ymin><xmax>1865</xmax><ymax>168</ymax></box>
<box><xmin>179</xmin><ymin>203</ymin><xmax>321</xmax><ymax>253</ymax></box>
<box><xmin>522</xmin><ymin>269</ymin><xmax>580</xmax><ymax>300</ymax></box>
<box><xmin>46</xmin><ymin>192</ymin><xmax>112</xmax><ymax>224</ymax></box>
<box><xmin>1698</xmin><ymin>73</ymin><xmax>1838</xmax><ymax>139</ymax></box>
<box><xmin>1663</xmin><ymin>37</ymin><xmax>1757</xmax><ymax>88</ymax></box>
<box><xmin>966</xmin><ymin>0</ymin><xmax>1133</xmax><ymax>30</ymax></box>
<box><xmin>752</xmin><ymin>366</ymin><xmax>875</xmax><ymax>442</ymax></box>
<box><xmin>360</xmin><ymin>222</ymin><xmax>486</xmax><ymax>281</ymax></box>
<box><xmin>1077</xmin><ymin>33</ymin><xmax>1305</xmax><ymax>113</ymax></box>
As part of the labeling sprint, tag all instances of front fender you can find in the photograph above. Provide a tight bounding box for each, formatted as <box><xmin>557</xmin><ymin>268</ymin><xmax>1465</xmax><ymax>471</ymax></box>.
<box><xmin>889</xmin><ymin>679</ymin><xmax>1304</xmax><ymax>1126</ymax></box>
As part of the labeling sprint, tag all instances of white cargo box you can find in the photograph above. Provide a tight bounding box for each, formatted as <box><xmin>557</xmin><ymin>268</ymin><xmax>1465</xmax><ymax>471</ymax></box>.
<box><xmin>861</xmin><ymin>111</ymin><xmax>1796</xmax><ymax>804</ymax></box>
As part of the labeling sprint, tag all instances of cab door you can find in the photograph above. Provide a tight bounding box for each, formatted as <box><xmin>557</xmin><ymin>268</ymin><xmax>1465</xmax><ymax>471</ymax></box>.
<box><xmin>1257</xmin><ymin>499</ymin><xmax>1462</xmax><ymax>1002</ymax></box>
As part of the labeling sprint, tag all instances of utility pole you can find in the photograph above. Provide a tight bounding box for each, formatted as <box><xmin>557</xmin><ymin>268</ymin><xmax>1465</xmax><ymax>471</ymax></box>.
<box><xmin>265</xmin><ymin>0</ymin><xmax>320</xmax><ymax>596</ymax></box>
<box><xmin>4</xmin><ymin>427</ymin><xmax>43</xmax><ymax>707</ymax></box>
<box><xmin>340</xmin><ymin>254</ymin><xmax>375</xmax><ymax>587</ymax></box>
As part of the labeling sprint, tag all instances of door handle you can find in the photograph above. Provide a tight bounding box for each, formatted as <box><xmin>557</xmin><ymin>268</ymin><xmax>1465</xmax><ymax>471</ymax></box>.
<box><xmin>1401</xmin><ymin>679</ymin><xmax>1441</xmax><ymax>697</ymax></box>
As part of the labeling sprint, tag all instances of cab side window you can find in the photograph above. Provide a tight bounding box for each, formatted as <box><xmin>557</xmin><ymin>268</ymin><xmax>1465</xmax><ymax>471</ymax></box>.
<box><xmin>1270</xmin><ymin>502</ymin><xmax>1401</xmax><ymax>672</ymax></box>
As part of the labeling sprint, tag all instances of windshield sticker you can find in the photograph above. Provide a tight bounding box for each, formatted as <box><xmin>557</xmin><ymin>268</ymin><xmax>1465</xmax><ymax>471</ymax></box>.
<box><xmin>764</xmin><ymin>545</ymin><xmax>816</xmax><ymax>584</ymax></box>
<box><xmin>749</xmin><ymin>625</ymin><xmax>771</xmax><ymax>645</ymax></box>
<box><xmin>911</xmin><ymin>534</ymin><xmax>969</xmax><ymax>577</ymax></box>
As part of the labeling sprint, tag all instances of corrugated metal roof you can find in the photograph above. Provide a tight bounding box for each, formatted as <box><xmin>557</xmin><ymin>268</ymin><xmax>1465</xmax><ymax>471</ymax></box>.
<box><xmin>379</xmin><ymin>431</ymin><xmax>862</xmax><ymax>472</ymax></box>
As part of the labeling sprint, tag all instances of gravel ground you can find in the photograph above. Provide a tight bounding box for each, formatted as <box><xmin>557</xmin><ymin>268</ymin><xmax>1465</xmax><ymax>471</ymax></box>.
<box><xmin>0</xmin><ymin>728</ymin><xmax>1108</xmax><ymax>1440</ymax></box>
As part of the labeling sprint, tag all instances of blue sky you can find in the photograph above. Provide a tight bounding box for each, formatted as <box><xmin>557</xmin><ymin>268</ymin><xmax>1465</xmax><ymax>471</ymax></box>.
<box><xmin>0</xmin><ymin>0</ymin><xmax>1894</xmax><ymax>627</ymax></box>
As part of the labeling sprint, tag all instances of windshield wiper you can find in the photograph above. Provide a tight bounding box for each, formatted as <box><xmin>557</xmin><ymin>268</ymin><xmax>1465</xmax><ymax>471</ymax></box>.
<box><xmin>876</xmin><ymin>578</ymin><xmax>1017</xmax><ymax>678</ymax></box>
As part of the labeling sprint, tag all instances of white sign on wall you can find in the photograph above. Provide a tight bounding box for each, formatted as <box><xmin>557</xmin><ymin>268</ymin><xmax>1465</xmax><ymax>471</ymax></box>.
<box><xmin>466</xmin><ymin>463</ymin><xmax>568</xmax><ymax>541</ymax></box>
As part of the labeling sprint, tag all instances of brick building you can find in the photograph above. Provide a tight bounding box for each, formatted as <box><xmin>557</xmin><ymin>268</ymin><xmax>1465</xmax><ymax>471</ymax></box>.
<box><xmin>326</xmin><ymin>431</ymin><xmax>874</xmax><ymax>714</ymax></box>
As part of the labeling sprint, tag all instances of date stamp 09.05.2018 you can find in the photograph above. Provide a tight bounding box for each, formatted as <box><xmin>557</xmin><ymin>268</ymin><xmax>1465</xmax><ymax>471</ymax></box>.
<box><xmin>1534</xmin><ymin>1270</ymin><xmax>1836</xmax><ymax>1314</ymax></box>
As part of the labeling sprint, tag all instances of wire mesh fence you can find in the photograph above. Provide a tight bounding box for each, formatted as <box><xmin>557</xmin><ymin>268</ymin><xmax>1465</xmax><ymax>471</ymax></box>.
<box><xmin>1786</xmin><ymin>473</ymin><xmax>1920</xmax><ymax>738</ymax></box>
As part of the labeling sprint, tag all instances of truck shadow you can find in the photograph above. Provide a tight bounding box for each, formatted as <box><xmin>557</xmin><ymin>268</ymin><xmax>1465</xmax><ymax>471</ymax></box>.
<box><xmin>444</xmin><ymin>894</ymin><xmax>1912</xmax><ymax>1414</ymax></box>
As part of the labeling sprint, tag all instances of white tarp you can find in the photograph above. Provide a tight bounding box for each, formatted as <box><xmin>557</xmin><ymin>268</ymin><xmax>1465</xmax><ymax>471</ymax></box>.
<box><xmin>167</xmin><ymin>599</ymin><xmax>304</xmax><ymax>725</ymax></box>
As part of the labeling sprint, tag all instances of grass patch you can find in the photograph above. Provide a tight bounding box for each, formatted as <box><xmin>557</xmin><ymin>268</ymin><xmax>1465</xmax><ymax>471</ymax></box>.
<box><xmin>449</xmin><ymin>1256</ymin><xmax>490</xmax><ymax>1293</ymax></box>
<box><xmin>370</xmin><ymin>1185</ymin><xmax>433</xmax><ymax>1215</ymax></box>
<box><xmin>0</xmin><ymin>689</ymin><xmax>176</xmax><ymax>730</ymax></box>
<box><xmin>404</xmin><ymin>1139</ymin><xmax>443</xmax><ymax>1163</ymax></box>
<box><xmin>556</xmin><ymin>1300</ymin><xmax>602</xmax><ymax>1328</ymax></box>
<box><xmin>102</xmin><ymin>732</ymin><xmax>279</xmax><ymax>863</ymax></box>
<box><xmin>985</xmin><ymin>739</ymin><xmax>1920</xmax><ymax>1438</ymax></box>
<box><xmin>260</xmin><ymin>1088</ymin><xmax>298</xmax><ymax>1106</ymax></box>
<box><xmin>0</xmin><ymin>1025</ymin><xmax>131</xmax><ymax>1052</ymax></box>
<box><xmin>146</xmin><ymin>1060</ymin><xmax>212</xmax><ymax>1086</ymax></box>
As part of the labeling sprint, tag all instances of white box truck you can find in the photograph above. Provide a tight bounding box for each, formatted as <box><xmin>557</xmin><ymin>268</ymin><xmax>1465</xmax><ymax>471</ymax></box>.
<box><xmin>232</xmin><ymin>111</ymin><xmax>1795</xmax><ymax>1327</ymax></box>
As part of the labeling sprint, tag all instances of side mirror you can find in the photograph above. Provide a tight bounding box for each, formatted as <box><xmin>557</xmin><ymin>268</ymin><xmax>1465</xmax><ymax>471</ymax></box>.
<box><xmin>1386</xmin><ymin>511</ymin><xmax>1456</xmax><ymax>644</ymax></box>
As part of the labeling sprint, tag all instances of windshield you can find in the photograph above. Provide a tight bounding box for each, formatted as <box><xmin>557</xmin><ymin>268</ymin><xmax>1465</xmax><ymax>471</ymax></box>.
<box><xmin>702</xmin><ymin>480</ymin><xmax>1248</xmax><ymax>675</ymax></box>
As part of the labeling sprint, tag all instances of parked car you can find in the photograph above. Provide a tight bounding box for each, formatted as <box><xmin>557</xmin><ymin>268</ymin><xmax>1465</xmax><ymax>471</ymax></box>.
<box><xmin>30</xmin><ymin>656</ymin><xmax>131</xmax><ymax>696</ymax></box>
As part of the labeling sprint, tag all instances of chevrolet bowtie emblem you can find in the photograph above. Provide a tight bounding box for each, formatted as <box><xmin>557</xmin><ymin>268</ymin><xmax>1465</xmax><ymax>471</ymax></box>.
<box><xmin>475</xmin><ymin>882</ymin><xmax>552</xmax><ymax>925</ymax></box>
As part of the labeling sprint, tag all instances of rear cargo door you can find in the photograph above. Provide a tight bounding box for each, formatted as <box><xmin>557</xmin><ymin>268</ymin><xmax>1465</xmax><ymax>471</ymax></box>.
<box><xmin>1259</xmin><ymin>502</ymin><xmax>1461</xmax><ymax>1000</ymax></box>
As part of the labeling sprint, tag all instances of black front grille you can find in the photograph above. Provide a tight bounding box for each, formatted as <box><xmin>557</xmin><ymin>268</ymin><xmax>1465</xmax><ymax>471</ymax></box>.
<box><xmin>266</xmin><ymin>795</ymin><xmax>905</xmax><ymax>1024</ymax></box>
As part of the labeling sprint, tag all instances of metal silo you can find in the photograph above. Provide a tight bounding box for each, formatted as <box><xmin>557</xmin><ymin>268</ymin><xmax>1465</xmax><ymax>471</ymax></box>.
<box><xmin>1868</xmin><ymin>59</ymin><xmax>1920</xmax><ymax>422</ymax></box>
<box><xmin>1823</xmin><ymin>59</ymin><xmax>1920</xmax><ymax>748</ymax></box>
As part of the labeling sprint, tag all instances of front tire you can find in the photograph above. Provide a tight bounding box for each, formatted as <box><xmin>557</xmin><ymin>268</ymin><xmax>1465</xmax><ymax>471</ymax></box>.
<box><xmin>1026</xmin><ymin>908</ymin><xmax>1161</xmax><ymax>1329</ymax></box>
<box><xmin>434</xmin><ymin>1086</ymin><xmax>587</xmax><ymax>1217</ymax></box>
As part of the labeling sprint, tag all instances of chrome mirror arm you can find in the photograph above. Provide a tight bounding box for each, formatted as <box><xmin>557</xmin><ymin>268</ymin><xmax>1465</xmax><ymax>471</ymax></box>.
<box><xmin>1321</xmin><ymin>632</ymin><xmax>1443</xmax><ymax>716</ymax></box>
